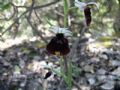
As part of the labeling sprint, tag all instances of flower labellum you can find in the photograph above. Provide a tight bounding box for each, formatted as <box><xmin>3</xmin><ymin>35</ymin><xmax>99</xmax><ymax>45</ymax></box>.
<box><xmin>46</xmin><ymin>33</ymin><xmax>70</xmax><ymax>56</ymax></box>
<box><xmin>44</xmin><ymin>71</ymin><xmax>52</xmax><ymax>79</ymax></box>
<box><xmin>84</xmin><ymin>7</ymin><xmax>91</xmax><ymax>26</ymax></box>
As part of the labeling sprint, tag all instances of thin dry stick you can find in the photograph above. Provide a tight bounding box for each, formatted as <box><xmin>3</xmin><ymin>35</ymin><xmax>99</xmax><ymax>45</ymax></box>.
<box><xmin>24</xmin><ymin>0</ymin><xmax>48</xmax><ymax>43</ymax></box>
<box><xmin>68</xmin><ymin>26</ymin><xmax>88</xmax><ymax>61</ymax></box>
<box><xmin>26</xmin><ymin>16</ymin><xmax>48</xmax><ymax>44</ymax></box>
<box><xmin>1</xmin><ymin>0</ymin><xmax>60</xmax><ymax>38</ymax></box>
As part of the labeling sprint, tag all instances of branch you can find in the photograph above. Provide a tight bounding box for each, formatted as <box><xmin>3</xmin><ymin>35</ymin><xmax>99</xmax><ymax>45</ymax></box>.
<box><xmin>1</xmin><ymin>9</ymin><xmax>28</xmax><ymax>36</ymax></box>
<box><xmin>26</xmin><ymin>16</ymin><xmax>48</xmax><ymax>44</ymax></box>
<box><xmin>1</xmin><ymin>0</ymin><xmax>60</xmax><ymax>38</ymax></box>
<box><xmin>15</xmin><ymin>0</ymin><xmax>60</xmax><ymax>10</ymax></box>
<box><xmin>33</xmin><ymin>0</ymin><xmax>60</xmax><ymax>10</ymax></box>
<box><xmin>34</xmin><ymin>9</ymin><xmax>42</xmax><ymax>23</ymax></box>
<box><xmin>0</xmin><ymin>3</ymin><xmax>16</xmax><ymax>21</ymax></box>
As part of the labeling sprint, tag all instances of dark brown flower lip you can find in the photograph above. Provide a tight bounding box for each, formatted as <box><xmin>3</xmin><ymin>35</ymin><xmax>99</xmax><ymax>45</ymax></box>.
<box><xmin>56</xmin><ymin>33</ymin><xmax>64</xmax><ymax>39</ymax></box>
<box><xmin>84</xmin><ymin>7</ymin><xmax>91</xmax><ymax>26</ymax></box>
<box><xmin>44</xmin><ymin>71</ymin><xmax>52</xmax><ymax>79</ymax></box>
<box><xmin>46</xmin><ymin>33</ymin><xmax>70</xmax><ymax>56</ymax></box>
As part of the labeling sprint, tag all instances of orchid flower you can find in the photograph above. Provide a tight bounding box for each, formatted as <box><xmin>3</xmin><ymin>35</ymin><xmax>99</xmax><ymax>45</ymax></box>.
<box><xmin>75</xmin><ymin>0</ymin><xmax>99</xmax><ymax>26</ymax></box>
<box><xmin>46</xmin><ymin>27</ymin><xmax>71</xmax><ymax>56</ymax></box>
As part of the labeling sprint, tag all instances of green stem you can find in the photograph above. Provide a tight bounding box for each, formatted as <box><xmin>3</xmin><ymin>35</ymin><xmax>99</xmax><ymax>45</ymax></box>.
<box><xmin>43</xmin><ymin>16</ymin><xmax>53</xmax><ymax>26</ymax></box>
<box><xmin>63</xmin><ymin>0</ymin><xmax>69</xmax><ymax>27</ymax></box>
<box><xmin>69</xmin><ymin>7</ymin><xmax>77</xmax><ymax>11</ymax></box>
<box><xmin>62</xmin><ymin>0</ymin><xmax>72</xmax><ymax>89</ymax></box>
<box><xmin>60</xmin><ymin>56</ymin><xmax>72</xmax><ymax>90</ymax></box>
<box><xmin>65</xmin><ymin>56</ymin><xmax>72</xmax><ymax>90</ymax></box>
<box><xmin>60</xmin><ymin>56</ymin><xmax>64</xmax><ymax>74</ymax></box>
<box><xmin>67</xmin><ymin>58</ymin><xmax>72</xmax><ymax>90</ymax></box>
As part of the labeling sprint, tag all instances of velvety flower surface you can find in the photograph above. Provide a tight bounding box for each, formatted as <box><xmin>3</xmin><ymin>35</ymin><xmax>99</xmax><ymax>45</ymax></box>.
<box><xmin>84</xmin><ymin>7</ymin><xmax>91</xmax><ymax>26</ymax></box>
<box><xmin>46</xmin><ymin>33</ymin><xmax>70</xmax><ymax>56</ymax></box>
<box><xmin>44</xmin><ymin>71</ymin><xmax>52</xmax><ymax>79</ymax></box>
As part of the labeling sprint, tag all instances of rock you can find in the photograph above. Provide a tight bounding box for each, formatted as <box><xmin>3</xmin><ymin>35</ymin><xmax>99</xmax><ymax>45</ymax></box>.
<box><xmin>107</xmin><ymin>75</ymin><xmax>116</xmax><ymax>80</ymax></box>
<box><xmin>33</xmin><ymin>56</ymin><xmax>41</xmax><ymax>61</ymax></box>
<box><xmin>97</xmin><ymin>68</ymin><xmax>107</xmax><ymax>75</ymax></box>
<box><xmin>19</xmin><ymin>60</ymin><xmax>25</xmax><ymax>69</ymax></box>
<box><xmin>71</xmin><ymin>87</ymin><xmax>78</xmax><ymax>90</ymax></box>
<box><xmin>90</xmin><ymin>57</ymin><xmax>100</xmax><ymax>63</ymax></box>
<box><xmin>100</xmin><ymin>81</ymin><xmax>114</xmax><ymax>90</ymax></box>
<box><xmin>83</xmin><ymin>65</ymin><xmax>94</xmax><ymax>73</ymax></box>
<box><xmin>109</xmin><ymin>60</ymin><xmax>120</xmax><ymax>66</ymax></box>
<box><xmin>48</xmin><ymin>62</ymin><xmax>54</xmax><ymax>67</ymax></box>
<box><xmin>97</xmin><ymin>75</ymin><xmax>106</xmax><ymax>81</ymax></box>
<box><xmin>99</xmin><ymin>54</ymin><xmax>108</xmax><ymax>60</ymax></box>
<box><xmin>111</xmin><ymin>67</ymin><xmax>120</xmax><ymax>76</ymax></box>
<box><xmin>80</xmin><ymin>85</ymin><xmax>90</xmax><ymax>90</ymax></box>
<box><xmin>85</xmin><ymin>74</ymin><xmax>96</xmax><ymax>85</ymax></box>
<box><xmin>88</xmin><ymin>78</ymin><xmax>96</xmax><ymax>85</ymax></box>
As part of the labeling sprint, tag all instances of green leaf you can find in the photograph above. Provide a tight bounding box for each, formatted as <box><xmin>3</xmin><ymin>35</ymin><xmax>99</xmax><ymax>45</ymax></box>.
<box><xmin>0</xmin><ymin>2</ymin><xmax>11</xmax><ymax>11</ymax></box>
<box><xmin>97</xmin><ymin>36</ymin><xmax>115</xmax><ymax>42</ymax></box>
<box><xmin>43</xmin><ymin>17</ymin><xmax>53</xmax><ymax>26</ymax></box>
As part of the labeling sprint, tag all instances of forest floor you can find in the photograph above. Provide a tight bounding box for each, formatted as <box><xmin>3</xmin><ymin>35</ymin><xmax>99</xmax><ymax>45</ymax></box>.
<box><xmin>0</xmin><ymin>37</ymin><xmax>120</xmax><ymax>90</ymax></box>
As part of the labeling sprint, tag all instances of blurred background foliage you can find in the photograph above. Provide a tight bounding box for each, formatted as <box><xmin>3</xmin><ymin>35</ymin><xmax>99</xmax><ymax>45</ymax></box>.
<box><xmin>0</xmin><ymin>0</ymin><xmax>120</xmax><ymax>46</ymax></box>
